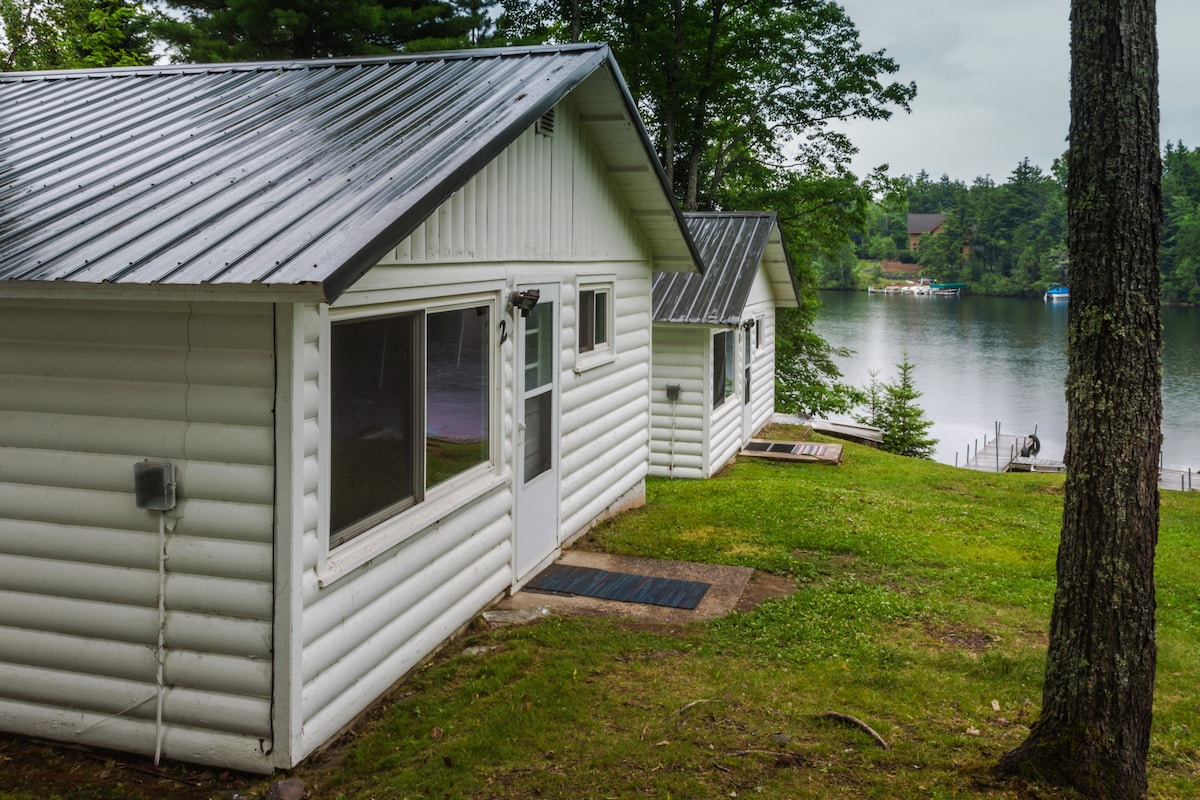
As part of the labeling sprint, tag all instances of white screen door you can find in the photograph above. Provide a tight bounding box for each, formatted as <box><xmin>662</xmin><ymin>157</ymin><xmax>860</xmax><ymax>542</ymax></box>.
<box><xmin>742</xmin><ymin>326</ymin><xmax>754</xmax><ymax>440</ymax></box>
<box><xmin>514</xmin><ymin>284</ymin><xmax>560</xmax><ymax>579</ymax></box>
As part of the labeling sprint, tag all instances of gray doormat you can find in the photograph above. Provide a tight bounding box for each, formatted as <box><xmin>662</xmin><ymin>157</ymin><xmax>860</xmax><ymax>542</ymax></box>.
<box><xmin>524</xmin><ymin>563</ymin><xmax>711</xmax><ymax>609</ymax></box>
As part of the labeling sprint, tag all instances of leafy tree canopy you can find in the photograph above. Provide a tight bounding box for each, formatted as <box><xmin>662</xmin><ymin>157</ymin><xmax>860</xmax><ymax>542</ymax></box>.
<box><xmin>499</xmin><ymin>0</ymin><xmax>915</xmax><ymax>215</ymax></box>
<box><xmin>850</xmin><ymin>144</ymin><xmax>1200</xmax><ymax>303</ymax></box>
<box><xmin>1</xmin><ymin>0</ymin><xmax>153</xmax><ymax>70</ymax></box>
<box><xmin>155</xmin><ymin>0</ymin><xmax>486</xmax><ymax>61</ymax></box>
<box><xmin>497</xmin><ymin>0</ymin><xmax>915</xmax><ymax>417</ymax></box>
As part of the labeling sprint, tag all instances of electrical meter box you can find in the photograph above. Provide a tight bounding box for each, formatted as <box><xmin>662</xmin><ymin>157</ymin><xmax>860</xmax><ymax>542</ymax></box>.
<box><xmin>134</xmin><ymin>461</ymin><xmax>176</xmax><ymax>511</ymax></box>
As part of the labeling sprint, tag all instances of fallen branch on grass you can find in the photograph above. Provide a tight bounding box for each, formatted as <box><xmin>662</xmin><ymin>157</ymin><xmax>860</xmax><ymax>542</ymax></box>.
<box><xmin>819</xmin><ymin>711</ymin><xmax>889</xmax><ymax>749</ymax></box>
<box><xmin>724</xmin><ymin>749</ymin><xmax>806</xmax><ymax>767</ymax></box>
<box><xmin>670</xmin><ymin>699</ymin><xmax>718</xmax><ymax>717</ymax></box>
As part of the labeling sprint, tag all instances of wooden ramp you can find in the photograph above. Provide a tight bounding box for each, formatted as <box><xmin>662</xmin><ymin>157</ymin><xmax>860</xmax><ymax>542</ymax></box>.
<box><xmin>770</xmin><ymin>414</ymin><xmax>883</xmax><ymax>447</ymax></box>
<box><xmin>741</xmin><ymin>439</ymin><xmax>843</xmax><ymax>465</ymax></box>
<box><xmin>805</xmin><ymin>419</ymin><xmax>883</xmax><ymax>447</ymax></box>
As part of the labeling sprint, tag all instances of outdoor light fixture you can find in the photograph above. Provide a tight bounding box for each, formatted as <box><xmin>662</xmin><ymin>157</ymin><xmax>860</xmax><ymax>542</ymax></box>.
<box><xmin>510</xmin><ymin>289</ymin><xmax>541</xmax><ymax>317</ymax></box>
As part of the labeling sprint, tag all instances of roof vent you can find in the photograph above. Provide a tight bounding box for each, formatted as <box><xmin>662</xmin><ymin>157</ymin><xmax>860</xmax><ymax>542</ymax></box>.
<box><xmin>536</xmin><ymin>107</ymin><xmax>556</xmax><ymax>136</ymax></box>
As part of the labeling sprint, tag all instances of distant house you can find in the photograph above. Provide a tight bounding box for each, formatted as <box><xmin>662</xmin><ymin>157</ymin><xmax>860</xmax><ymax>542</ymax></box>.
<box><xmin>908</xmin><ymin>212</ymin><xmax>947</xmax><ymax>250</ymax></box>
<box><xmin>0</xmin><ymin>44</ymin><xmax>702</xmax><ymax>773</ymax></box>
<box><xmin>649</xmin><ymin>213</ymin><xmax>800</xmax><ymax>478</ymax></box>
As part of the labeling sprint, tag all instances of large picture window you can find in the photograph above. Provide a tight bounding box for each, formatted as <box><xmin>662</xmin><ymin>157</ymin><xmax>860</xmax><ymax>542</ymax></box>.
<box><xmin>330</xmin><ymin>304</ymin><xmax>490</xmax><ymax>547</ymax></box>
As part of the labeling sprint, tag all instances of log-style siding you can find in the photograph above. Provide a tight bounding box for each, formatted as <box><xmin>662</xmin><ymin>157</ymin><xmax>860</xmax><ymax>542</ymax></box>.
<box><xmin>288</xmin><ymin>100</ymin><xmax>657</xmax><ymax>763</ymax></box>
<box><xmin>0</xmin><ymin>300</ymin><xmax>275</xmax><ymax>773</ymax></box>
<box><xmin>649</xmin><ymin>306</ymin><xmax>780</xmax><ymax>479</ymax></box>
<box><xmin>649</xmin><ymin>325</ymin><xmax>709</xmax><ymax>478</ymax></box>
<box><xmin>708</xmin><ymin>372</ymin><xmax>744</xmax><ymax>474</ymax></box>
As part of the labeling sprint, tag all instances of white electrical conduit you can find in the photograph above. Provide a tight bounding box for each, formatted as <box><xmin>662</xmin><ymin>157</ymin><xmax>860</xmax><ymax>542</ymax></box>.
<box><xmin>669</xmin><ymin>398</ymin><xmax>678</xmax><ymax>477</ymax></box>
<box><xmin>154</xmin><ymin>508</ymin><xmax>167</xmax><ymax>765</ymax></box>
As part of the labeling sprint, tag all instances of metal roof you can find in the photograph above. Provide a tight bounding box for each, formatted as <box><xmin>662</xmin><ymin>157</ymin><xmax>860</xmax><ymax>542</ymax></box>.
<box><xmin>907</xmin><ymin>213</ymin><xmax>947</xmax><ymax>234</ymax></box>
<box><xmin>0</xmin><ymin>44</ymin><xmax>700</xmax><ymax>302</ymax></box>
<box><xmin>652</xmin><ymin>212</ymin><xmax>799</xmax><ymax>325</ymax></box>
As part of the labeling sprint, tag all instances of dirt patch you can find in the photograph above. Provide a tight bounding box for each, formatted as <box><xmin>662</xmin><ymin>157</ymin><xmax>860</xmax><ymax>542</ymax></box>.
<box><xmin>0</xmin><ymin>734</ymin><xmax>268</xmax><ymax>800</ymax></box>
<box><xmin>792</xmin><ymin>548</ymin><xmax>858</xmax><ymax>567</ymax></box>
<box><xmin>734</xmin><ymin>571</ymin><xmax>797</xmax><ymax>613</ymax></box>
<box><xmin>926</xmin><ymin>623</ymin><xmax>1000</xmax><ymax>653</ymax></box>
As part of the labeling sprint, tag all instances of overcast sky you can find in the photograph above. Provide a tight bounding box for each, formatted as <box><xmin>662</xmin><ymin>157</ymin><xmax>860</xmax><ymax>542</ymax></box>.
<box><xmin>832</xmin><ymin>0</ymin><xmax>1200</xmax><ymax>184</ymax></box>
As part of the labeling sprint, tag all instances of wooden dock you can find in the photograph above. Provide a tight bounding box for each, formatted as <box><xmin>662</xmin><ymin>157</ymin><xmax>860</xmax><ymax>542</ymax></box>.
<box><xmin>960</xmin><ymin>434</ymin><xmax>1055</xmax><ymax>472</ymax></box>
<box><xmin>960</xmin><ymin>431</ymin><xmax>1197</xmax><ymax>491</ymax></box>
<box><xmin>1159</xmin><ymin>467</ymin><xmax>1197</xmax><ymax>492</ymax></box>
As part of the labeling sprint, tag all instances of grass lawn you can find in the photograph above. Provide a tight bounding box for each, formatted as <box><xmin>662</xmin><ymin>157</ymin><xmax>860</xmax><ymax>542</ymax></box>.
<box><xmin>2</xmin><ymin>428</ymin><xmax>1197</xmax><ymax>798</ymax></box>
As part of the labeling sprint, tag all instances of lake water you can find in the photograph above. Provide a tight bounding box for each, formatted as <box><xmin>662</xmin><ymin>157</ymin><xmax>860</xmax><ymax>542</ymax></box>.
<box><xmin>813</xmin><ymin>291</ymin><xmax>1200</xmax><ymax>471</ymax></box>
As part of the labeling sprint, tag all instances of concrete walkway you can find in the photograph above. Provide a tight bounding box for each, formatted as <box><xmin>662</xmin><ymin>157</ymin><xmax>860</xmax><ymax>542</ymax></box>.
<box><xmin>492</xmin><ymin>550</ymin><xmax>790</xmax><ymax>628</ymax></box>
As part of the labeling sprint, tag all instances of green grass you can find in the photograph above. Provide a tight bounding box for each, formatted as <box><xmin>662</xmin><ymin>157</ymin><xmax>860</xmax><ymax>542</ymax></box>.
<box><xmin>287</xmin><ymin>429</ymin><xmax>1199</xmax><ymax>799</ymax></box>
<box><xmin>2</xmin><ymin>428</ymin><xmax>1197</xmax><ymax>799</ymax></box>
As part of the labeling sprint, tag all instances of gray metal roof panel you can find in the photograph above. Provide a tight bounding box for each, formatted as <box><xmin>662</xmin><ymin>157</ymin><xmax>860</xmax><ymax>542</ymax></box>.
<box><xmin>0</xmin><ymin>44</ymin><xmax>700</xmax><ymax>300</ymax></box>
<box><xmin>652</xmin><ymin>212</ymin><xmax>795</xmax><ymax>324</ymax></box>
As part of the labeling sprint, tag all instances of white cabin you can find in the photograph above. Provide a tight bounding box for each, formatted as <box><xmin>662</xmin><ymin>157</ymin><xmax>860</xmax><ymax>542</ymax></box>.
<box><xmin>0</xmin><ymin>45</ymin><xmax>701</xmax><ymax>773</ymax></box>
<box><xmin>650</xmin><ymin>213</ymin><xmax>800</xmax><ymax>478</ymax></box>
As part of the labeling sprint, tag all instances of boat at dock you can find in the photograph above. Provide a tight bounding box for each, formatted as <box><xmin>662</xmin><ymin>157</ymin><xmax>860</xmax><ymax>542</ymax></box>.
<box><xmin>869</xmin><ymin>278</ymin><xmax>962</xmax><ymax>296</ymax></box>
<box><xmin>931</xmin><ymin>282</ymin><xmax>966</xmax><ymax>296</ymax></box>
<box><xmin>1044</xmin><ymin>284</ymin><xmax>1069</xmax><ymax>301</ymax></box>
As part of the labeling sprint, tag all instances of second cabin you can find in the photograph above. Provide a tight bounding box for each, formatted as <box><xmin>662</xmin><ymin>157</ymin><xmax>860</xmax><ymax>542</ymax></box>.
<box><xmin>649</xmin><ymin>212</ymin><xmax>801</xmax><ymax>478</ymax></box>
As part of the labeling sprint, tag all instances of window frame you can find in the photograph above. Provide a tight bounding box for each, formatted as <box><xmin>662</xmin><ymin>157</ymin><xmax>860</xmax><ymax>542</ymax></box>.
<box><xmin>712</xmin><ymin>329</ymin><xmax>736</xmax><ymax>408</ymax></box>
<box><xmin>328</xmin><ymin>309</ymin><xmax>425</xmax><ymax>549</ymax></box>
<box><xmin>320</xmin><ymin>292</ymin><xmax>501</xmax><ymax>574</ymax></box>
<box><xmin>575</xmin><ymin>277</ymin><xmax>615</xmax><ymax>371</ymax></box>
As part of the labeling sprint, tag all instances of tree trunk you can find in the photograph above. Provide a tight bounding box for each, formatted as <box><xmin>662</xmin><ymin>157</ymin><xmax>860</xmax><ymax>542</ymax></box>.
<box><xmin>684</xmin><ymin>0</ymin><xmax>724</xmax><ymax>210</ymax></box>
<box><xmin>660</xmin><ymin>0</ymin><xmax>684</xmax><ymax>192</ymax></box>
<box><xmin>997</xmin><ymin>1</ymin><xmax>1162</xmax><ymax>798</ymax></box>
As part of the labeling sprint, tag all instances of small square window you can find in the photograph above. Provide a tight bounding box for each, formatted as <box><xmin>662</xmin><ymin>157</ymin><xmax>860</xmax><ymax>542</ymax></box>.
<box><xmin>578</xmin><ymin>287</ymin><xmax>610</xmax><ymax>355</ymax></box>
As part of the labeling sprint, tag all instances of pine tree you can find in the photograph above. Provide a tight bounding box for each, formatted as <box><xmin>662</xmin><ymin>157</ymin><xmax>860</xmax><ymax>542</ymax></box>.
<box><xmin>854</xmin><ymin>356</ymin><xmax>936</xmax><ymax>459</ymax></box>
<box><xmin>879</xmin><ymin>355</ymin><xmax>937</xmax><ymax>459</ymax></box>
<box><xmin>156</xmin><ymin>0</ymin><xmax>479</xmax><ymax>62</ymax></box>
<box><xmin>852</xmin><ymin>367</ymin><xmax>886</xmax><ymax>429</ymax></box>
<box><xmin>1</xmin><ymin>0</ymin><xmax>153</xmax><ymax>70</ymax></box>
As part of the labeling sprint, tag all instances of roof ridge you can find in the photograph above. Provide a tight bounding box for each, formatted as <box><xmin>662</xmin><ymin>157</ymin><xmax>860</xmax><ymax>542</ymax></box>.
<box><xmin>0</xmin><ymin>42</ymin><xmax>608</xmax><ymax>82</ymax></box>
<box><xmin>682</xmin><ymin>210</ymin><xmax>775</xmax><ymax>219</ymax></box>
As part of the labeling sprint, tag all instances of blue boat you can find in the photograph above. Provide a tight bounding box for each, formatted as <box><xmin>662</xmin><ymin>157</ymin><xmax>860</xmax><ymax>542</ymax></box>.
<box><xmin>1044</xmin><ymin>284</ymin><xmax>1069</xmax><ymax>302</ymax></box>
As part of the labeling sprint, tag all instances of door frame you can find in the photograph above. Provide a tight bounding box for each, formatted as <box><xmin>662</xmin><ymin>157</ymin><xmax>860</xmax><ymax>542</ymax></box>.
<box><xmin>742</xmin><ymin>321</ymin><xmax>754</xmax><ymax>442</ymax></box>
<box><xmin>512</xmin><ymin>282</ymin><xmax>561</xmax><ymax>582</ymax></box>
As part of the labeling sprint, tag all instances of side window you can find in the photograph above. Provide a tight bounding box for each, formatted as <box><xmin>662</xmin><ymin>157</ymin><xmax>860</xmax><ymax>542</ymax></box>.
<box><xmin>578</xmin><ymin>286</ymin><xmax>610</xmax><ymax>355</ymax></box>
<box><xmin>330</xmin><ymin>304</ymin><xmax>490</xmax><ymax>548</ymax></box>
<box><xmin>330</xmin><ymin>313</ymin><xmax>422</xmax><ymax>546</ymax></box>
<box><xmin>712</xmin><ymin>330</ymin><xmax>736</xmax><ymax>408</ymax></box>
<box><xmin>426</xmin><ymin>306</ymin><xmax>490</xmax><ymax>487</ymax></box>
